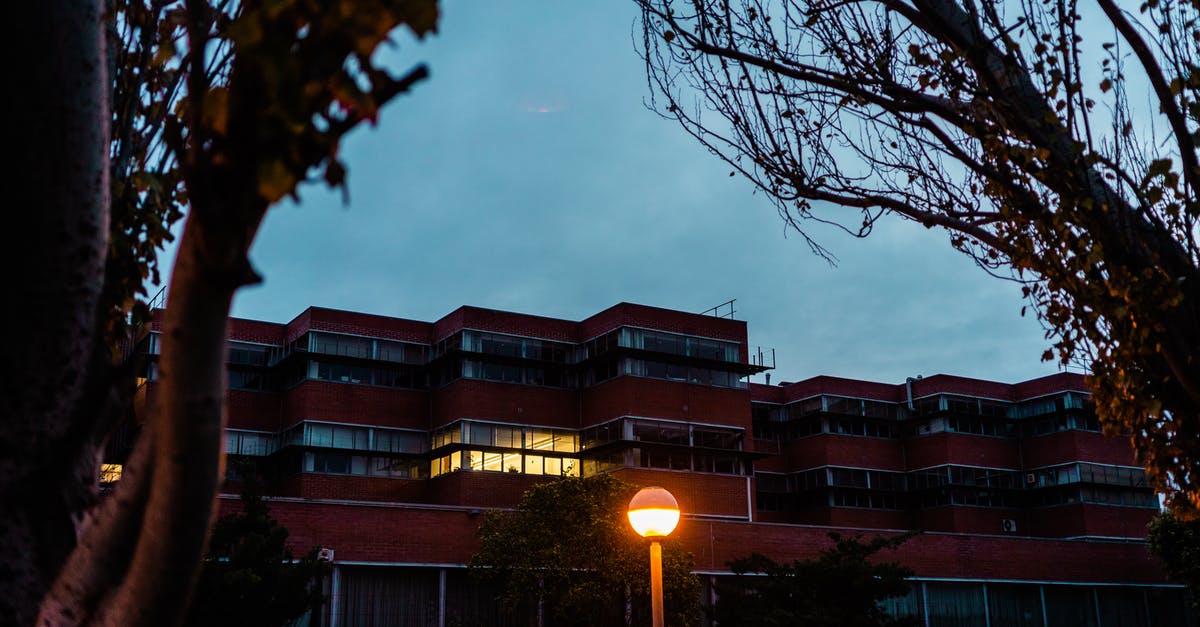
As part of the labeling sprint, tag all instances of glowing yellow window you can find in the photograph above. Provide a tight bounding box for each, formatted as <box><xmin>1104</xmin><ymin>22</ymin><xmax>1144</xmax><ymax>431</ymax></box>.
<box><xmin>100</xmin><ymin>463</ymin><xmax>123</xmax><ymax>484</ymax></box>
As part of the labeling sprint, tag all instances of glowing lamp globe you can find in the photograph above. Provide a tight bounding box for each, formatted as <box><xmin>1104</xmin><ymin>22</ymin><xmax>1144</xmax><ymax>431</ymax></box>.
<box><xmin>627</xmin><ymin>487</ymin><xmax>680</xmax><ymax>538</ymax></box>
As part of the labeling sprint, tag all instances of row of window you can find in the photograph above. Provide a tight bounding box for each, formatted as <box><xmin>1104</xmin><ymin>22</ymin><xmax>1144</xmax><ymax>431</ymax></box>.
<box><xmin>753</xmin><ymin>411</ymin><xmax>1103</xmax><ymax>443</ymax></box>
<box><xmin>759</xmin><ymin>463</ymin><xmax>1149</xmax><ymax>496</ymax></box>
<box><xmin>1029</xmin><ymin>462</ymin><xmax>1148</xmax><ymax>489</ymax></box>
<box><xmin>636</xmin><ymin>448</ymin><xmax>746</xmax><ymax>475</ymax></box>
<box><xmin>305</xmin><ymin>332</ymin><xmax>428</xmax><ymax>365</ymax></box>
<box><xmin>430</xmin><ymin>421</ymin><xmax>580</xmax><ymax>453</ymax></box>
<box><xmin>752</xmin><ymin>391</ymin><xmax>1091</xmax><ymax>424</ymax></box>
<box><xmin>428</xmin><ymin>419</ymin><xmax>747</xmax><ymax>456</ymax></box>
<box><xmin>284</xmin><ymin>423</ymin><xmax>428</xmax><ymax>454</ymax></box>
<box><xmin>302</xmin><ymin>452</ymin><xmax>428</xmax><ymax>479</ymax></box>
<box><xmin>624</xmin><ymin>359</ymin><xmax>747</xmax><ymax>388</ymax></box>
<box><xmin>460</xmin><ymin>359</ymin><xmax>572</xmax><ymax>388</ymax></box>
<box><xmin>424</xmin><ymin>447</ymin><xmax>747</xmax><ymax>478</ymax></box>
<box><xmin>760</xmin><ymin>484</ymin><xmax>1156</xmax><ymax>511</ymax></box>
<box><xmin>226</xmin><ymin>424</ymin><xmax>430</xmax><ymax>457</ymax></box>
<box><xmin>231</xmin><ymin>355</ymin><xmax>748</xmax><ymax>393</ymax></box>
<box><xmin>579</xmin><ymin>417</ymin><xmax>744</xmax><ymax>451</ymax></box>
<box><xmin>404</xmin><ymin>326</ymin><xmax>743</xmax><ymax>365</ymax></box>
<box><xmin>875</xmin><ymin>581</ymin><xmax>1189</xmax><ymax>627</ymax></box>
<box><xmin>429</xmin><ymin>451</ymin><xmax>581</xmax><ymax>478</ymax></box>
<box><xmin>461</xmin><ymin>331</ymin><xmax>573</xmax><ymax>363</ymax></box>
<box><xmin>226</xmin><ymin>360</ymin><xmax>427</xmax><ymax>392</ymax></box>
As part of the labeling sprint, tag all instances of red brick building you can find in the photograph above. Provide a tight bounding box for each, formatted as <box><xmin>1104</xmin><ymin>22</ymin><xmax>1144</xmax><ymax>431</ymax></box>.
<box><xmin>127</xmin><ymin>303</ymin><xmax>1188</xmax><ymax>625</ymax></box>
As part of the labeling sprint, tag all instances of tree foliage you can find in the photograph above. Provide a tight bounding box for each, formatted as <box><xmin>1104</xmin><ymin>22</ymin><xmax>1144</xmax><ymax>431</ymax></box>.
<box><xmin>185</xmin><ymin>470</ymin><xmax>329</xmax><ymax>627</ymax></box>
<box><xmin>636</xmin><ymin>0</ymin><xmax>1200</xmax><ymax>511</ymax></box>
<box><xmin>103</xmin><ymin>0</ymin><xmax>191</xmax><ymax>345</ymax></box>
<box><xmin>8</xmin><ymin>1</ymin><xmax>437</xmax><ymax>625</ymax></box>
<box><xmin>469</xmin><ymin>474</ymin><xmax>701</xmax><ymax>627</ymax></box>
<box><xmin>1147</xmin><ymin>510</ymin><xmax>1200</xmax><ymax>617</ymax></box>
<box><xmin>714</xmin><ymin>532</ymin><xmax>919</xmax><ymax>627</ymax></box>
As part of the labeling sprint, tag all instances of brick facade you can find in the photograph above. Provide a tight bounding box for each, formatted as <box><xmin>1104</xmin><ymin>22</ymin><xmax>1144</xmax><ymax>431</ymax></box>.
<box><xmin>133</xmin><ymin>302</ymin><xmax>1178</xmax><ymax>625</ymax></box>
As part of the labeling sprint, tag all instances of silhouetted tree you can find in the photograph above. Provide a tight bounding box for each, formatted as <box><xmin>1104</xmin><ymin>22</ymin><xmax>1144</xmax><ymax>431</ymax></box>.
<box><xmin>636</xmin><ymin>0</ymin><xmax>1200</xmax><ymax>512</ymax></box>
<box><xmin>470</xmin><ymin>475</ymin><xmax>701</xmax><ymax>627</ymax></box>
<box><xmin>185</xmin><ymin>470</ymin><xmax>329</xmax><ymax>627</ymax></box>
<box><xmin>1148</xmin><ymin>511</ymin><xmax>1200</xmax><ymax>617</ymax></box>
<box><xmin>715</xmin><ymin>532</ymin><xmax>919</xmax><ymax>627</ymax></box>
<box><xmin>7</xmin><ymin>1</ymin><xmax>437</xmax><ymax>625</ymax></box>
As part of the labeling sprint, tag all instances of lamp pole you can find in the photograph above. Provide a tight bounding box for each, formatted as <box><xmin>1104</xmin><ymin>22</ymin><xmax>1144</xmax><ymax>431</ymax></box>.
<box><xmin>649</xmin><ymin>539</ymin><xmax>664</xmax><ymax>627</ymax></box>
<box><xmin>627</xmin><ymin>487</ymin><xmax>680</xmax><ymax>627</ymax></box>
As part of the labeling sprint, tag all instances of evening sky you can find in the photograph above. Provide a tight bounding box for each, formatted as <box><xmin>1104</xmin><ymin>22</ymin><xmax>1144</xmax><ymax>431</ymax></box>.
<box><xmin>158</xmin><ymin>0</ymin><xmax>1068</xmax><ymax>386</ymax></box>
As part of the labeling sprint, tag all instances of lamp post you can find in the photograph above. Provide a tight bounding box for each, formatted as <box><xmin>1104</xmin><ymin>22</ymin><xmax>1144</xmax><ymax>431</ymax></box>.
<box><xmin>627</xmin><ymin>487</ymin><xmax>680</xmax><ymax>627</ymax></box>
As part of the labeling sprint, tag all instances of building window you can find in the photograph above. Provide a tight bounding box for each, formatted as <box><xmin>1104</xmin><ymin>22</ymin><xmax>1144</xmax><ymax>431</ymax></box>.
<box><xmin>228</xmin><ymin>368</ymin><xmax>269</xmax><ymax>391</ymax></box>
<box><xmin>432</xmin><ymin>450</ymin><xmax>579</xmax><ymax>478</ymax></box>
<box><xmin>371</xmin><ymin>429</ymin><xmax>428</xmax><ymax>454</ymax></box>
<box><xmin>622</xmin><ymin>359</ymin><xmax>747</xmax><ymax>389</ymax></box>
<box><xmin>304</xmin><ymin>452</ymin><xmax>367</xmax><ymax>475</ymax></box>
<box><xmin>225</xmin><ymin>430</ymin><xmax>276</xmax><ymax>456</ymax></box>
<box><xmin>100</xmin><ymin>463</ymin><xmax>123</xmax><ymax>486</ymax></box>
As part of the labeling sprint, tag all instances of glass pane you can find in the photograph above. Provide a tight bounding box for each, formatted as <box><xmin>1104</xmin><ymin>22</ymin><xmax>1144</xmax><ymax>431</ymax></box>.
<box><xmin>481</xmin><ymin>451</ymin><xmax>503</xmax><ymax>472</ymax></box>
<box><xmin>987</xmin><ymin>584</ymin><xmax>1044</xmax><ymax>627</ymax></box>
<box><xmin>553</xmin><ymin>432</ymin><xmax>577</xmax><ymax>453</ymax></box>
<box><xmin>1043</xmin><ymin>586</ymin><xmax>1098</xmax><ymax>627</ymax></box>
<box><xmin>526</xmin><ymin>429</ymin><xmax>555</xmax><ymax>450</ymax></box>
<box><xmin>308</xmin><ymin>424</ymin><xmax>333</xmax><ymax>448</ymax></box>
<box><xmin>468</xmin><ymin>423</ymin><xmax>494</xmax><ymax>447</ymax></box>
<box><xmin>1096</xmin><ymin>588</ymin><xmax>1147</xmax><ymax>627</ymax></box>
<box><xmin>926</xmin><ymin>582</ymin><xmax>986</xmax><ymax>627</ymax></box>
<box><xmin>1145</xmin><ymin>588</ymin><xmax>1189</xmax><ymax>627</ymax></box>
<box><xmin>495</xmin><ymin>426</ymin><xmax>521</xmax><ymax>449</ymax></box>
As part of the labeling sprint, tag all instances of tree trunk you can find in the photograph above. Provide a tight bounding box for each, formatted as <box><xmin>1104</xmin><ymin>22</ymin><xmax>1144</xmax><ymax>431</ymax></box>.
<box><xmin>1</xmin><ymin>1</ymin><xmax>109</xmax><ymax>624</ymax></box>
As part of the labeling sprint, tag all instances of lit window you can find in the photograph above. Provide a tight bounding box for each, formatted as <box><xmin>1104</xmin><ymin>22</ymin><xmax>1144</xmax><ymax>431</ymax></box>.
<box><xmin>100</xmin><ymin>463</ymin><xmax>122</xmax><ymax>485</ymax></box>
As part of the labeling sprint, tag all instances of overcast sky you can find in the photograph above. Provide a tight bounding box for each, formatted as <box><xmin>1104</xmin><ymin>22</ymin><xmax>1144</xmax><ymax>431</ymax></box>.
<box><xmin>160</xmin><ymin>0</ymin><xmax>1073</xmax><ymax>386</ymax></box>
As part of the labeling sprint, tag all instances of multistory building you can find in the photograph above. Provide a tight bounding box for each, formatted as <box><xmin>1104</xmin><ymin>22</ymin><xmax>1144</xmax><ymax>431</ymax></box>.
<box><xmin>120</xmin><ymin>303</ymin><xmax>1188</xmax><ymax>626</ymax></box>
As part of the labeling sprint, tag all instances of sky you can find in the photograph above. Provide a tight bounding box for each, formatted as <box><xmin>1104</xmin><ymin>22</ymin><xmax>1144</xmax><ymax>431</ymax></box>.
<box><xmin>161</xmin><ymin>0</ymin><xmax>1073</xmax><ymax>387</ymax></box>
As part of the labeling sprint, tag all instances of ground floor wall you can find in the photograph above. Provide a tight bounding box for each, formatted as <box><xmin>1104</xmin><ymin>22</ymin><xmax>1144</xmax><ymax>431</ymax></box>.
<box><xmin>316</xmin><ymin>564</ymin><xmax>1190</xmax><ymax>627</ymax></box>
<box><xmin>227</xmin><ymin>496</ymin><xmax>1187</xmax><ymax>625</ymax></box>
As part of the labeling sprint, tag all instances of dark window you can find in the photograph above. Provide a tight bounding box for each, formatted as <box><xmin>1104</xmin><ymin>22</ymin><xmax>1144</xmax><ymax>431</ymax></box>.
<box><xmin>228</xmin><ymin>368</ymin><xmax>267</xmax><ymax>391</ymax></box>
<box><xmin>316</xmin><ymin>362</ymin><xmax>372</xmax><ymax>384</ymax></box>
<box><xmin>311</xmin><ymin>333</ymin><xmax>372</xmax><ymax>359</ymax></box>
<box><xmin>228</xmin><ymin>342</ymin><xmax>270</xmax><ymax>366</ymax></box>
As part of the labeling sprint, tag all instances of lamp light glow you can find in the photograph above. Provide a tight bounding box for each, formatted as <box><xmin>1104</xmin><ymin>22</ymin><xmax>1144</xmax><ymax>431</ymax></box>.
<box><xmin>627</xmin><ymin>487</ymin><xmax>680</xmax><ymax>538</ymax></box>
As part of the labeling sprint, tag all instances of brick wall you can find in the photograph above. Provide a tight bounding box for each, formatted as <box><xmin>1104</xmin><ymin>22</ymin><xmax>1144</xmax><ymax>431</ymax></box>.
<box><xmin>272</xmin><ymin>474</ymin><xmax>429</xmax><ymax>503</ymax></box>
<box><xmin>580</xmin><ymin>303</ymin><xmax>748</xmax><ymax>344</ymax></box>
<box><xmin>431</xmin><ymin>379</ymin><xmax>578</xmax><ymax>429</ymax></box>
<box><xmin>227</xmin><ymin>318</ymin><xmax>286</xmax><ymax>344</ymax></box>
<box><xmin>769</xmin><ymin>435</ymin><xmax>907</xmax><ymax>471</ymax></box>
<box><xmin>438</xmin><ymin>306</ymin><xmax>579</xmax><ymax>342</ymax></box>
<box><xmin>1021</xmin><ymin>431</ymin><xmax>1138</xmax><ymax>468</ymax></box>
<box><xmin>677</xmin><ymin>519</ymin><xmax>1167</xmax><ymax>582</ymax></box>
<box><xmin>611</xmin><ymin>468</ymin><xmax>750</xmax><ymax>518</ymax></box>
<box><xmin>241</xmin><ymin>498</ymin><xmax>1168</xmax><ymax>584</ymax></box>
<box><xmin>227</xmin><ymin>390</ymin><xmax>282</xmax><ymax>431</ymax></box>
<box><xmin>582</xmin><ymin>377</ymin><xmax>751</xmax><ymax>428</ymax></box>
<box><xmin>282</xmin><ymin>380</ymin><xmax>429</xmax><ymax>430</ymax></box>
<box><xmin>904</xmin><ymin>433</ymin><xmax>1022</xmax><ymax>469</ymax></box>
<box><xmin>425</xmin><ymin>472</ymin><xmax>548</xmax><ymax>508</ymax></box>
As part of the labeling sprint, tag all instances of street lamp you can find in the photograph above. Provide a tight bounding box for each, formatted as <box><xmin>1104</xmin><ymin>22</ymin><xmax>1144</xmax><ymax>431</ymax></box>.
<box><xmin>628</xmin><ymin>487</ymin><xmax>680</xmax><ymax>627</ymax></box>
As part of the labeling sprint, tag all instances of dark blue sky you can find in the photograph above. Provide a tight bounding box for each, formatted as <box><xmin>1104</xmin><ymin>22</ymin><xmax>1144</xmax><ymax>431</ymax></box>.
<box><xmin>163</xmin><ymin>0</ymin><xmax>1069</xmax><ymax>386</ymax></box>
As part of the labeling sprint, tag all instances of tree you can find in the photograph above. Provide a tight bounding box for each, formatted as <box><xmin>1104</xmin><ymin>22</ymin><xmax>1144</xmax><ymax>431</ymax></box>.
<box><xmin>635</xmin><ymin>0</ymin><xmax>1200</xmax><ymax>511</ymax></box>
<box><xmin>714</xmin><ymin>533</ymin><xmax>919</xmax><ymax>627</ymax></box>
<box><xmin>1147</xmin><ymin>511</ymin><xmax>1200</xmax><ymax>617</ymax></box>
<box><xmin>6</xmin><ymin>1</ymin><xmax>438</xmax><ymax>625</ymax></box>
<box><xmin>469</xmin><ymin>474</ymin><xmax>701</xmax><ymax>627</ymax></box>
<box><xmin>185</xmin><ymin>468</ymin><xmax>329</xmax><ymax>627</ymax></box>
<box><xmin>103</xmin><ymin>0</ymin><xmax>190</xmax><ymax>346</ymax></box>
